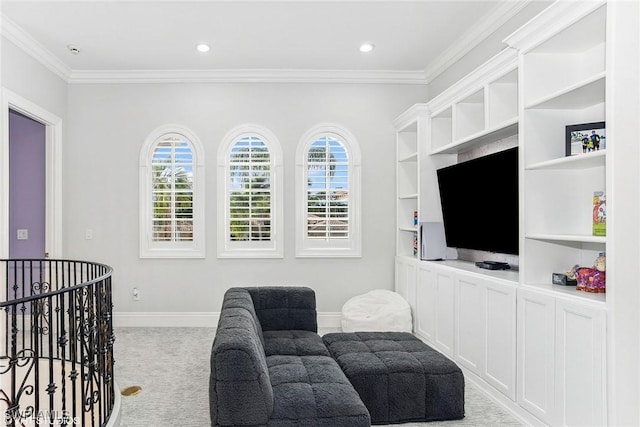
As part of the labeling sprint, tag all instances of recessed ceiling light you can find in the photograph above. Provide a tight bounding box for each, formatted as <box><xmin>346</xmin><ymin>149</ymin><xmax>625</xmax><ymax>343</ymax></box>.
<box><xmin>359</xmin><ymin>43</ymin><xmax>375</xmax><ymax>53</ymax></box>
<box><xmin>196</xmin><ymin>43</ymin><xmax>211</xmax><ymax>53</ymax></box>
<box><xmin>67</xmin><ymin>44</ymin><xmax>81</xmax><ymax>55</ymax></box>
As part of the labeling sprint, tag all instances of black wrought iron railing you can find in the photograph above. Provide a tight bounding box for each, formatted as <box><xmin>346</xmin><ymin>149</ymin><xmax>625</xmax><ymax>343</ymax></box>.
<box><xmin>0</xmin><ymin>259</ymin><xmax>115</xmax><ymax>427</ymax></box>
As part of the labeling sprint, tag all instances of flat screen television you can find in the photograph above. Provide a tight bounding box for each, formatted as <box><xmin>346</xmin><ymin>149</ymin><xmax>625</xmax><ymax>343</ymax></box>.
<box><xmin>436</xmin><ymin>147</ymin><xmax>519</xmax><ymax>255</ymax></box>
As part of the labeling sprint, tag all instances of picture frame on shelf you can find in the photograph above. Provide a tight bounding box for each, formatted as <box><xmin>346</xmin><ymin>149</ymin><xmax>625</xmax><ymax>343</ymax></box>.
<box><xmin>565</xmin><ymin>121</ymin><xmax>606</xmax><ymax>156</ymax></box>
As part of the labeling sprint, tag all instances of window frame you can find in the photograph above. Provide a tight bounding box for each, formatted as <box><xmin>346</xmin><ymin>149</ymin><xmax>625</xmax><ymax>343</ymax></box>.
<box><xmin>139</xmin><ymin>124</ymin><xmax>205</xmax><ymax>258</ymax></box>
<box><xmin>295</xmin><ymin>123</ymin><xmax>362</xmax><ymax>258</ymax></box>
<box><xmin>217</xmin><ymin>124</ymin><xmax>284</xmax><ymax>258</ymax></box>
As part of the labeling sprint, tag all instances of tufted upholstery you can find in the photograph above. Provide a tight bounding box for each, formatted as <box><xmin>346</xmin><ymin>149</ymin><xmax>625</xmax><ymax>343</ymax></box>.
<box><xmin>263</xmin><ymin>330</ymin><xmax>331</xmax><ymax>357</ymax></box>
<box><xmin>210</xmin><ymin>288</ymin><xmax>273</xmax><ymax>426</ymax></box>
<box><xmin>323</xmin><ymin>331</ymin><xmax>465</xmax><ymax>424</ymax></box>
<box><xmin>267</xmin><ymin>355</ymin><xmax>372</xmax><ymax>426</ymax></box>
<box><xmin>210</xmin><ymin>287</ymin><xmax>370</xmax><ymax>427</ymax></box>
<box><xmin>246</xmin><ymin>287</ymin><xmax>318</xmax><ymax>332</ymax></box>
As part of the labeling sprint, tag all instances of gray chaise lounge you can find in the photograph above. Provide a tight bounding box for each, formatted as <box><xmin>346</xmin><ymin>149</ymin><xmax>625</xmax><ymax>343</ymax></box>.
<box><xmin>323</xmin><ymin>331</ymin><xmax>465</xmax><ymax>424</ymax></box>
<box><xmin>209</xmin><ymin>287</ymin><xmax>371</xmax><ymax>427</ymax></box>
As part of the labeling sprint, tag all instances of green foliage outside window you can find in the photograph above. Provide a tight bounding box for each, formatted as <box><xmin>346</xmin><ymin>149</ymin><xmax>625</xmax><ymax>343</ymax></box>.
<box><xmin>151</xmin><ymin>139</ymin><xmax>194</xmax><ymax>242</ymax></box>
<box><xmin>229</xmin><ymin>138</ymin><xmax>272</xmax><ymax>241</ymax></box>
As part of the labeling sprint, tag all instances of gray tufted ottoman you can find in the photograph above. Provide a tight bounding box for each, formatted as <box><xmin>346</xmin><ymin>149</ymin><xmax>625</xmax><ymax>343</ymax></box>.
<box><xmin>323</xmin><ymin>332</ymin><xmax>465</xmax><ymax>425</ymax></box>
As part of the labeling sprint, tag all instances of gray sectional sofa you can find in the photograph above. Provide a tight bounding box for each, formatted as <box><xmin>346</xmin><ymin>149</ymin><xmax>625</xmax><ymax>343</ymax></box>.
<box><xmin>209</xmin><ymin>287</ymin><xmax>371</xmax><ymax>427</ymax></box>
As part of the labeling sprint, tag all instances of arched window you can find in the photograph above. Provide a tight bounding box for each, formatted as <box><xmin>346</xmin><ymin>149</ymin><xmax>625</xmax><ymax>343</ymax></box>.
<box><xmin>217</xmin><ymin>125</ymin><xmax>283</xmax><ymax>258</ymax></box>
<box><xmin>296</xmin><ymin>124</ymin><xmax>361</xmax><ymax>257</ymax></box>
<box><xmin>139</xmin><ymin>125</ymin><xmax>205</xmax><ymax>258</ymax></box>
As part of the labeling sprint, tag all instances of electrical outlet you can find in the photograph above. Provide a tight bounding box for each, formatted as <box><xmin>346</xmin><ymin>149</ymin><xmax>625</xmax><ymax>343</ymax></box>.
<box><xmin>132</xmin><ymin>287</ymin><xmax>140</xmax><ymax>301</ymax></box>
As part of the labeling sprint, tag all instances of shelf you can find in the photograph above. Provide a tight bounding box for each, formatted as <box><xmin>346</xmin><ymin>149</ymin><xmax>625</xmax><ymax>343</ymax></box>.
<box><xmin>398</xmin><ymin>193</ymin><xmax>418</xmax><ymax>200</ymax></box>
<box><xmin>525</xmin><ymin>233</ymin><xmax>606</xmax><ymax>244</ymax></box>
<box><xmin>525</xmin><ymin>73</ymin><xmax>605</xmax><ymax>110</ymax></box>
<box><xmin>454</xmin><ymin>89</ymin><xmax>485</xmax><ymax>140</ymax></box>
<box><xmin>424</xmin><ymin>259</ymin><xmax>520</xmax><ymax>285</ymax></box>
<box><xmin>398</xmin><ymin>152</ymin><xmax>418</xmax><ymax>162</ymax></box>
<box><xmin>527</xmin><ymin>149</ymin><xmax>605</xmax><ymax>170</ymax></box>
<box><xmin>487</xmin><ymin>69</ymin><xmax>518</xmax><ymax>127</ymax></box>
<box><xmin>431</xmin><ymin>119</ymin><xmax>518</xmax><ymax>155</ymax></box>
<box><xmin>399</xmin><ymin>226</ymin><xmax>418</xmax><ymax>233</ymax></box>
<box><xmin>523</xmin><ymin>282</ymin><xmax>606</xmax><ymax>304</ymax></box>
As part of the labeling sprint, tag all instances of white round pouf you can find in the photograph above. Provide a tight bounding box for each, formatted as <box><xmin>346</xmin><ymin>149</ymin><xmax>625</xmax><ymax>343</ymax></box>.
<box><xmin>341</xmin><ymin>290</ymin><xmax>412</xmax><ymax>332</ymax></box>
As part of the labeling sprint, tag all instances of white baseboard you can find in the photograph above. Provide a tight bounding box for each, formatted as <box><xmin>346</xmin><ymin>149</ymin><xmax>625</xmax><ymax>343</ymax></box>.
<box><xmin>317</xmin><ymin>312</ymin><xmax>342</xmax><ymax>329</ymax></box>
<box><xmin>113</xmin><ymin>311</ymin><xmax>342</xmax><ymax>329</ymax></box>
<box><xmin>460</xmin><ymin>367</ymin><xmax>544</xmax><ymax>427</ymax></box>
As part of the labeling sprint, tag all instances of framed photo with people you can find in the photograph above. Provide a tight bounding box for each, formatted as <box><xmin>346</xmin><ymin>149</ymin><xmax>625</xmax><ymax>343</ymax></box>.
<box><xmin>565</xmin><ymin>121</ymin><xmax>606</xmax><ymax>156</ymax></box>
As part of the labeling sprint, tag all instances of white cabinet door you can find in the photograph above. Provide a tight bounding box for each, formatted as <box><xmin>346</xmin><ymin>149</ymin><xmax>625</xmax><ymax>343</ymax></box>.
<box><xmin>395</xmin><ymin>256</ymin><xmax>416</xmax><ymax>302</ymax></box>
<box><xmin>484</xmin><ymin>279</ymin><xmax>516</xmax><ymax>401</ymax></box>
<box><xmin>395</xmin><ymin>256</ymin><xmax>408</xmax><ymax>300</ymax></box>
<box><xmin>455</xmin><ymin>274</ymin><xmax>485</xmax><ymax>374</ymax></box>
<box><xmin>517</xmin><ymin>288</ymin><xmax>556</xmax><ymax>424</ymax></box>
<box><xmin>555</xmin><ymin>299</ymin><xmax>606</xmax><ymax>426</ymax></box>
<box><xmin>416</xmin><ymin>263</ymin><xmax>436</xmax><ymax>342</ymax></box>
<box><xmin>454</xmin><ymin>272</ymin><xmax>516</xmax><ymax>400</ymax></box>
<box><xmin>434</xmin><ymin>269</ymin><xmax>455</xmax><ymax>356</ymax></box>
<box><xmin>406</xmin><ymin>261</ymin><xmax>417</xmax><ymax>330</ymax></box>
<box><xmin>395</xmin><ymin>256</ymin><xmax>417</xmax><ymax>331</ymax></box>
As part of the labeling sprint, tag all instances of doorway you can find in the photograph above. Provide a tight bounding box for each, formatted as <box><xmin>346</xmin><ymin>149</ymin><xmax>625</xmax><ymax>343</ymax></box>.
<box><xmin>1</xmin><ymin>89</ymin><xmax>63</xmax><ymax>260</ymax></box>
<box><xmin>8</xmin><ymin>109</ymin><xmax>46</xmax><ymax>259</ymax></box>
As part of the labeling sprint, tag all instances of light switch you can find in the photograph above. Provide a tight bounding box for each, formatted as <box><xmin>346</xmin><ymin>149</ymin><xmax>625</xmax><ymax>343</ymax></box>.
<box><xmin>17</xmin><ymin>229</ymin><xmax>28</xmax><ymax>240</ymax></box>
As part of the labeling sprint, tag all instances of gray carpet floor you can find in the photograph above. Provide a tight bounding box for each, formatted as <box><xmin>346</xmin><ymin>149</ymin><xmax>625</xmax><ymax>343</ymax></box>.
<box><xmin>114</xmin><ymin>327</ymin><xmax>522</xmax><ymax>427</ymax></box>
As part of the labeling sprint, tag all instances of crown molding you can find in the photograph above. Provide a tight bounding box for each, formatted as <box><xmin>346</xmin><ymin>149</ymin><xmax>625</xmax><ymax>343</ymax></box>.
<box><xmin>423</xmin><ymin>0</ymin><xmax>531</xmax><ymax>84</ymax></box>
<box><xmin>67</xmin><ymin>68</ymin><xmax>427</xmax><ymax>85</ymax></box>
<box><xmin>503</xmin><ymin>0</ymin><xmax>606</xmax><ymax>53</ymax></box>
<box><xmin>1</xmin><ymin>13</ymin><xmax>71</xmax><ymax>81</ymax></box>
<box><xmin>1</xmin><ymin>11</ymin><xmax>427</xmax><ymax>85</ymax></box>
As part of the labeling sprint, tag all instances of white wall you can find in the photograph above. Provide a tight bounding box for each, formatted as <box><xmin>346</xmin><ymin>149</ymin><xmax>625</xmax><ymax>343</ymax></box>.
<box><xmin>1</xmin><ymin>38</ymin><xmax>67</xmax><ymax>119</ymax></box>
<box><xmin>65</xmin><ymin>82</ymin><xmax>426</xmax><ymax>314</ymax></box>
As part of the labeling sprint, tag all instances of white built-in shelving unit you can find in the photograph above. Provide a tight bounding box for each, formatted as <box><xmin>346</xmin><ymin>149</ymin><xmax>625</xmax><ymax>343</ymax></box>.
<box><xmin>394</xmin><ymin>104</ymin><xmax>428</xmax><ymax>259</ymax></box>
<box><xmin>429</xmin><ymin>49</ymin><xmax>519</xmax><ymax>156</ymax></box>
<box><xmin>507</xmin><ymin>1</ymin><xmax>607</xmax><ymax>305</ymax></box>
<box><xmin>395</xmin><ymin>2</ymin><xmax>614</xmax><ymax>425</ymax></box>
<box><xmin>505</xmin><ymin>2</ymin><xmax>608</xmax><ymax>425</ymax></box>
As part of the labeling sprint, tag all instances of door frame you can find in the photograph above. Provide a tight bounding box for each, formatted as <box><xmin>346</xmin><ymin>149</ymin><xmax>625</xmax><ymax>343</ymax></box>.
<box><xmin>1</xmin><ymin>88</ymin><xmax>63</xmax><ymax>259</ymax></box>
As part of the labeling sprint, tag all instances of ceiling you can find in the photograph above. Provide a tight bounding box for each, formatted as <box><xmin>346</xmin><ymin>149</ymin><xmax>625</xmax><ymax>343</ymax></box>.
<box><xmin>1</xmin><ymin>1</ymin><xmax>527</xmax><ymax>83</ymax></box>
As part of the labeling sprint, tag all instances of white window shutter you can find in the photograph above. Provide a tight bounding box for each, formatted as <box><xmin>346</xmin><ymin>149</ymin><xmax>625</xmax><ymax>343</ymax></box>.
<box><xmin>296</xmin><ymin>124</ymin><xmax>361</xmax><ymax>258</ymax></box>
<box><xmin>140</xmin><ymin>125</ymin><xmax>205</xmax><ymax>258</ymax></box>
<box><xmin>217</xmin><ymin>125</ymin><xmax>284</xmax><ymax>258</ymax></box>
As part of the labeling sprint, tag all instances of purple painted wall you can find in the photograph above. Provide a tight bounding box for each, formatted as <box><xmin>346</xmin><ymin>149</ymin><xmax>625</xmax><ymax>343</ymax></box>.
<box><xmin>9</xmin><ymin>110</ymin><xmax>46</xmax><ymax>258</ymax></box>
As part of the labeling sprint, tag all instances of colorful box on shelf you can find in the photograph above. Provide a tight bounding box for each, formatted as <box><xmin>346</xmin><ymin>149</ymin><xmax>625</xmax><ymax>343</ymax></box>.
<box><xmin>576</xmin><ymin>267</ymin><xmax>606</xmax><ymax>293</ymax></box>
<box><xmin>593</xmin><ymin>191</ymin><xmax>606</xmax><ymax>236</ymax></box>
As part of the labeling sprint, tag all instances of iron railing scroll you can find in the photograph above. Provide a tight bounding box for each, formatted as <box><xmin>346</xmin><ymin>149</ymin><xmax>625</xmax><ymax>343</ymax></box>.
<box><xmin>0</xmin><ymin>259</ymin><xmax>115</xmax><ymax>427</ymax></box>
